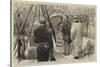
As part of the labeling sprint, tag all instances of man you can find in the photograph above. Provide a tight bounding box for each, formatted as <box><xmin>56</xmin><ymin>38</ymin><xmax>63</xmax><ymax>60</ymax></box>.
<box><xmin>62</xmin><ymin>15</ymin><xmax>72</xmax><ymax>55</ymax></box>
<box><xmin>34</xmin><ymin>17</ymin><xmax>56</xmax><ymax>61</ymax></box>
<box><xmin>71</xmin><ymin>16</ymin><xmax>83</xmax><ymax>59</ymax></box>
<box><xmin>16</xmin><ymin>13</ymin><xmax>26</xmax><ymax>59</ymax></box>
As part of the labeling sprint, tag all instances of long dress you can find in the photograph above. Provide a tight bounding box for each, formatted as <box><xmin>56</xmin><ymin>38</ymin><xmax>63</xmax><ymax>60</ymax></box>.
<box><xmin>71</xmin><ymin>22</ymin><xmax>83</xmax><ymax>57</ymax></box>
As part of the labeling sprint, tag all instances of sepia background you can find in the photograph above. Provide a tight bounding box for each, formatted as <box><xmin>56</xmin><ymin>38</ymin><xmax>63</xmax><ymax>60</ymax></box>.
<box><xmin>11</xmin><ymin>0</ymin><xmax>96</xmax><ymax>66</ymax></box>
<box><xmin>1</xmin><ymin>0</ymin><xmax>100</xmax><ymax>67</ymax></box>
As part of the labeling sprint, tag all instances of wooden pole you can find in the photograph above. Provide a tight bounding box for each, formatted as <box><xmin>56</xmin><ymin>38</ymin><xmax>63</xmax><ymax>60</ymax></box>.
<box><xmin>14</xmin><ymin>4</ymin><xmax>33</xmax><ymax>55</ymax></box>
<box><xmin>43</xmin><ymin>5</ymin><xmax>56</xmax><ymax>42</ymax></box>
<box><xmin>25</xmin><ymin>5</ymin><xmax>37</xmax><ymax>50</ymax></box>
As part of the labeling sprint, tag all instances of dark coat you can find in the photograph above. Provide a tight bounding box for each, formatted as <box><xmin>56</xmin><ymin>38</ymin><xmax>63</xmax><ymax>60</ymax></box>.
<box><xmin>34</xmin><ymin>25</ymin><xmax>53</xmax><ymax>61</ymax></box>
<box><xmin>34</xmin><ymin>25</ymin><xmax>53</xmax><ymax>48</ymax></box>
<box><xmin>62</xmin><ymin>20</ymin><xmax>71</xmax><ymax>43</ymax></box>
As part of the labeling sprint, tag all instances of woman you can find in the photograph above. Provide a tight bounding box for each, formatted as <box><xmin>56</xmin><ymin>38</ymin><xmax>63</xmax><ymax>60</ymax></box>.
<box><xmin>71</xmin><ymin>16</ymin><xmax>83</xmax><ymax>59</ymax></box>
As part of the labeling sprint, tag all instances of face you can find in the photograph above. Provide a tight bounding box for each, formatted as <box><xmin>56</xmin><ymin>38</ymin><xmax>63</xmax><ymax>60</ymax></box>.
<box><xmin>59</xmin><ymin>23</ymin><xmax>63</xmax><ymax>28</ymax></box>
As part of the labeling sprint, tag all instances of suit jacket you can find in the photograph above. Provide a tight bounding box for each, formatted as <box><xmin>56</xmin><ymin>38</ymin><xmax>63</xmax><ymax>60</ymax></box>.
<box><xmin>34</xmin><ymin>25</ymin><xmax>53</xmax><ymax>48</ymax></box>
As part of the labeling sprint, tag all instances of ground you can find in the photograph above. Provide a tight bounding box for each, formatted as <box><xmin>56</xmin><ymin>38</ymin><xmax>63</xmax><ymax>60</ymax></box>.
<box><xmin>12</xmin><ymin>37</ymin><xmax>96</xmax><ymax>67</ymax></box>
<box><xmin>13</xmin><ymin>53</ymin><xmax>96</xmax><ymax>67</ymax></box>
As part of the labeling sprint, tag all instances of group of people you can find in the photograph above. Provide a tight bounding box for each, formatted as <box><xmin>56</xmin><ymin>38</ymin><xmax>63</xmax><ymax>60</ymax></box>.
<box><xmin>57</xmin><ymin>15</ymin><xmax>83</xmax><ymax>59</ymax></box>
<box><xmin>33</xmin><ymin>15</ymin><xmax>84</xmax><ymax>61</ymax></box>
<box><xmin>15</xmin><ymin>13</ymin><xmax>84</xmax><ymax>62</ymax></box>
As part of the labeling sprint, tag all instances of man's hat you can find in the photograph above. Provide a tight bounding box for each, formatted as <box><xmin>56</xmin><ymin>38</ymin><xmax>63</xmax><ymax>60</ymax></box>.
<box><xmin>39</xmin><ymin>17</ymin><xmax>47</xmax><ymax>24</ymax></box>
<box><xmin>73</xmin><ymin>15</ymin><xmax>80</xmax><ymax>22</ymax></box>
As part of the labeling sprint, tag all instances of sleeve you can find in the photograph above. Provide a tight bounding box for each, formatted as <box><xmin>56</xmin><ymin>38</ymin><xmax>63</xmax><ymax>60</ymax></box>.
<box><xmin>33</xmin><ymin>29</ymin><xmax>37</xmax><ymax>43</ymax></box>
<box><xmin>48</xmin><ymin>31</ymin><xmax>53</xmax><ymax>48</ymax></box>
<box><xmin>71</xmin><ymin>23</ymin><xmax>76</xmax><ymax>40</ymax></box>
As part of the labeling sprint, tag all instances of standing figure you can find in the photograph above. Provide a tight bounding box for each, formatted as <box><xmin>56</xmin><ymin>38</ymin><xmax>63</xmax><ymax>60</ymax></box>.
<box><xmin>34</xmin><ymin>17</ymin><xmax>56</xmax><ymax>62</ymax></box>
<box><xmin>16</xmin><ymin>13</ymin><xmax>26</xmax><ymax>59</ymax></box>
<box><xmin>62</xmin><ymin>15</ymin><xmax>72</xmax><ymax>55</ymax></box>
<box><xmin>71</xmin><ymin>16</ymin><xmax>83</xmax><ymax>59</ymax></box>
